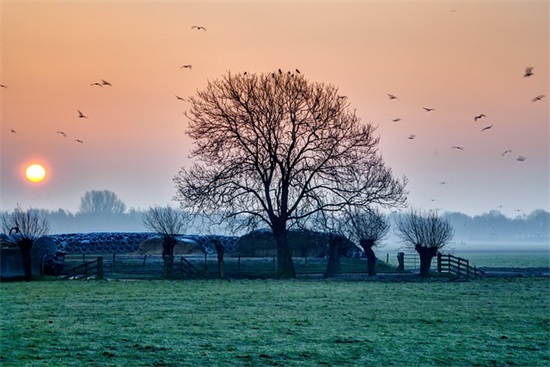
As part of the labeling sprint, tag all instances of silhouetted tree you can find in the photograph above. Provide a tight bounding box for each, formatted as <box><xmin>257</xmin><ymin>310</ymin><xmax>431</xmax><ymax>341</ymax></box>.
<box><xmin>395</xmin><ymin>208</ymin><xmax>453</xmax><ymax>277</ymax></box>
<box><xmin>79</xmin><ymin>189</ymin><xmax>126</xmax><ymax>214</ymax></box>
<box><xmin>1</xmin><ymin>205</ymin><xmax>50</xmax><ymax>281</ymax></box>
<box><xmin>174</xmin><ymin>71</ymin><xmax>407</xmax><ymax>278</ymax></box>
<box><xmin>347</xmin><ymin>208</ymin><xmax>389</xmax><ymax>276</ymax></box>
<box><xmin>142</xmin><ymin>206</ymin><xmax>187</xmax><ymax>278</ymax></box>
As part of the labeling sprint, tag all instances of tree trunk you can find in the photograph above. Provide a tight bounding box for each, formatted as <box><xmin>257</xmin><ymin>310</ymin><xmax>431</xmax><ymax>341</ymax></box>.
<box><xmin>212</xmin><ymin>239</ymin><xmax>225</xmax><ymax>279</ymax></box>
<box><xmin>360</xmin><ymin>239</ymin><xmax>377</xmax><ymax>277</ymax></box>
<box><xmin>323</xmin><ymin>236</ymin><xmax>343</xmax><ymax>278</ymax></box>
<box><xmin>162</xmin><ymin>237</ymin><xmax>177</xmax><ymax>279</ymax></box>
<box><xmin>18</xmin><ymin>238</ymin><xmax>33</xmax><ymax>282</ymax></box>
<box><xmin>272</xmin><ymin>221</ymin><xmax>296</xmax><ymax>279</ymax></box>
<box><xmin>415</xmin><ymin>245</ymin><xmax>438</xmax><ymax>277</ymax></box>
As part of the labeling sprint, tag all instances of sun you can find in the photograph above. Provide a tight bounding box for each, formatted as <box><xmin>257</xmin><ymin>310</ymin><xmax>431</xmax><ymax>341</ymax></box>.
<box><xmin>25</xmin><ymin>164</ymin><xmax>46</xmax><ymax>183</ymax></box>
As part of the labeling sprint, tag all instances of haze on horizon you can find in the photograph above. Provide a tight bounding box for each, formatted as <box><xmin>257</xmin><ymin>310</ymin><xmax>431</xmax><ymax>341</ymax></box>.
<box><xmin>1</xmin><ymin>1</ymin><xmax>548</xmax><ymax>218</ymax></box>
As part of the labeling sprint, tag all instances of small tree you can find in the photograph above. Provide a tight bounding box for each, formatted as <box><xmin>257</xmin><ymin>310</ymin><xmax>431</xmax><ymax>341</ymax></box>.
<box><xmin>347</xmin><ymin>208</ymin><xmax>389</xmax><ymax>276</ymax></box>
<box><xmin>1</xmin><ymin>206</ymin><xmax>50</xmax><ymax>281</ymax></box>
<box><xmin>79</xmin><ymin>189</ymin><xmax>126</xmax><ymax>214</ymax></box>
<box><xmin>395</xmin><ymin>208</ymin><xmax>454</xmax><ymax>277</ymax></box>
<box><xmin>142</xmin><ymin>206</ymin><xmax>187</xmax><ymax>278</ymax></box>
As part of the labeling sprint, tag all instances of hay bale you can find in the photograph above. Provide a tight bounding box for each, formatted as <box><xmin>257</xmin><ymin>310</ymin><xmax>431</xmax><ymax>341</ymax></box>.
<box><xmin>135</xmin><ymin>237</ymin><xmax>202</xmax><ymax>255</ymax></box>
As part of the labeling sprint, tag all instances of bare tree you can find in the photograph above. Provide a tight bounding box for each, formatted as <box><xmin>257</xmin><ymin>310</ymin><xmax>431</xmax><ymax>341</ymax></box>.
<box><xmin>174</xmin><ymin>71</ymin><xmax>407</xmax><ymax>278</ymax></box>
<box><xmin>142</xmin><ymin>206</ymin><xmax>187</xmax><ymax>278</ymax></box>
<box><xmin>1</xmin><ymin>205</ymin><xmax>50</xmax><ymax>281</ymax></box>
<box><xmin>347</xmin><ymin>207</ymin><xmax>390</xmax><ymax>276</ymax></box>
<box><xmin>395</xmin><ymin>208</ymin><xmax>454</xmax><ymax>277</ymax></box>
<box><xmin>79</xmin><ymin>190</ymin><xmax>126</xmax><ymax>214</ymax></box>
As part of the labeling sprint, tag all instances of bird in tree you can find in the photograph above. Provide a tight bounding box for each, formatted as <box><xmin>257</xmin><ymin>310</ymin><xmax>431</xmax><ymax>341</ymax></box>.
<box><xmin>524</xmin><ymin>66</ymin><xmax>533</xmax><ymax>77</ymax></box>
<box><xmin>532</xmin><ymin>94</ymin><xmax>545</xmax><ymax>102</ymax></box>
<box><xmin>474</xmin><ymin>114</ymin><xmax>486</xmax><ymax>122</ymax></box>
<box><xmin>77</xmin><ymin>110</ymin><xmax>88</xmax><ymax>118</ymax></box>
<box><xmin>481</xmin><ymin>124</ymin><xmax>493</xmax><ymax>132</ymax></box>
<box><xmin>191</xmin><ymin>25</ymin><xmax>206</xmax><ymax>31</ymax></box>
<box><xmin>295</xmin><ymin>69</ymin><xmax>300</xmax><ymax>74</ymax></box>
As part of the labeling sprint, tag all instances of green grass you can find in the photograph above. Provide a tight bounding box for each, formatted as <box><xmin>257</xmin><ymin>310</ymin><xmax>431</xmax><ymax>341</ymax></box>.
<box><xmin>1</xmin><ymin>278</ymin><xmax>549</xmax><ymax>366</ymax></box>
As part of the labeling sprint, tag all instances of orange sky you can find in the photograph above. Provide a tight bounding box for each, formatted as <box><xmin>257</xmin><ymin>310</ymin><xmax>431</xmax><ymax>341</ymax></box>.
<box><xmin>1</xmin><ymin>0</ymin><xmax>548</xmax><ymax>217</ymax></box>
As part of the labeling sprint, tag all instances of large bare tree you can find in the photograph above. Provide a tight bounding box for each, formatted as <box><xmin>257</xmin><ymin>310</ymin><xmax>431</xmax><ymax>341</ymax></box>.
<box><xmin>1</xmin><ymin>205</ymin><xmax>50</xmax><ymax>281</ymax></box>
<box><xmin>79</xmin><ymin>189</ymin><xmax>126</xmax><ymax>214</ymax></box>
<box><xmin>347</xmin><ymin>207</ymin><xmax>390</xmax><ymax>276</ymax></box>
<box><xmin>142</xmin><ymin>206</ymin><xmax>187</xmax><ymax>278</ymax></box>
<box><xmin>174</xmin><ymin>71</ymin><xmax>407</xmax><ymax>278</ymax></box>
<box><xmin>395</xmin><ymin>208</ymin><xmax>454</xmax><ymax>277</ymax></box>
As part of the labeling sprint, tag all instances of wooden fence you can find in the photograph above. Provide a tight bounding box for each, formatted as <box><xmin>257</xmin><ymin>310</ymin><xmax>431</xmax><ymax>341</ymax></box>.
<box><xmin>58</xmin><ymin>257</ymin><xmax>103</xmax><ymax>280</ymax></box>
<box><xmin>437</xmin><ymin>253</ymin><xmax>484</xmax><ymax>279</ymax></box>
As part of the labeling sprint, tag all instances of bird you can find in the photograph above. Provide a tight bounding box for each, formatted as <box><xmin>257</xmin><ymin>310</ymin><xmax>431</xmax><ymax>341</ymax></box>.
<box><xmin>474</xmin><ymin>114</ymin><xmax>486</xmax><ymax>122</ymax></box>
<box><xmin>481</xmin><ymin>124</ymin><xmax>493</xmax><ymax>132</ymax></box>
<box><xmin>423</xmin><ymin>107</ymin><xmax>435</xmax><ymax>112</ymax></box>
<box><xmin>90</xmin><ymin>82</ymin><xmax>102</xmax><ymax>87</ymax></box>
<box><xmin>0</xmin><ymin>84</ymin><xmax>7</xmax><ymax>88</ymax></box>
<box><xmin>77</xmin><ymin>110</ymin><xmax>88</xmax><ymax>118</ymax></box>
<box><xmin>57</xmin><ymin>131</ymin><xmax>67</xmax><ymax>137</ymax></box>
<box><xmin>451</xmin><ymin>146</ymin><xmax>464</xmax><ymax>150</ymax></box>
<box><xmin>75</xmin><ymin>139</ymin><xmax>84</xmax><ymax>143</ymax></box>
<box><xmin>278</xmin><ymin>69</ymin><xmax>282</xmax><ymax>75</ymax></box>
<box><xmin>392</xmin><ymin>118</ymin><xmax>402</xmax><ymax>122</ymax></box>
<box><xmin>10</xmin><ymin>129</ymin><xmax>16</xmax><ymax>134</ymax></box>
<box><xmin>407</xmin><ymin>134</ymin><xmax>416</xmax><ymax>140</ymax></box>
<box><xmin>191</xmin><ymin>25</ymin><xmax>206</xmax><ymax>31</ymax></box>
<box><xmin>524</xmin><ymin>67</ymin><xmax>533</xmax><ymax>77</ymax></box>
<box><xmin>516</xmin><ymin>156</ymin><xmax>526</xmax><ymax>162</ymax></box>
<box><xmin>295</xmin><ymin>69</ymin><xmax>300</xmax><ymax>74</ymax></box>
<box><xmin>180</xmin><ymin>65</ymin><xmax>192</xmax><ymax>69</ymax></box>
<box><xmin>532</xmin><ymin>94</ymin><xmax>545</xmax><ymax>102</ymax></box>
<box><xmin>175</xmin><ymin>95</ymin><xmax>186</xmax><ymax>101</ymax></box>
<box><xmin>387</xmin><ymin>93</ymin><xmax>399</xmax><ymax>100</ymax></box>
<box><xmin>439</xmin><ymin>181</ymin><xmax>448</xmax><ymax>185</ymax></box>
<box><xmin>501</xmin><ymin>149</ymin><xmax>512</xmax><ymax>157</ymax></box>
<box><xmin>101</xmin><ymin>79</ymin><xmax>112</xmax><ymax>86</ymax></box>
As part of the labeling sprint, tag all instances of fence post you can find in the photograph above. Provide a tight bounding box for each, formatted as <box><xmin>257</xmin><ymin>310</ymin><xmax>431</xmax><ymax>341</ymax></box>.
<box><xmin>272</xmin><ymin>256</ymin><xmax>276</xmax><ymax>270</ymax></box>
<box><xmin>96</xmin><ymin>257</ymin><xmax>104</xmax><ymax>280</ymax></box>
<box><xmin>142</xmin><ymin>255</ymin><xmax>147</xmax><ymax>267</ymax></box>
<box><xmin>112</xmin><ymin>253</ymin><xmax>116</xmax><ymax>270</ymax></box>
<box><xmin>466</xmin><ymin>259</ymin><xmax>470</xmax><ymax>278</ymax></box>
<box><xmin>386</xmin><ymin>253</ymin><xmax>389</xmax><ymax>263</ymax></box>
<box><xmin>237</xmin><ymin>253</ymin><xmax>241</xmax><ymax>271</ymax></box>
<box><xmin>204</xmin><ymin>253</ymin><xmax>208</xmax><ymax>271</ymax></box>
<box><xmin>437</xmin><ymin>253</ymin><xmax>442</xmax><ymax>273</ymax></box>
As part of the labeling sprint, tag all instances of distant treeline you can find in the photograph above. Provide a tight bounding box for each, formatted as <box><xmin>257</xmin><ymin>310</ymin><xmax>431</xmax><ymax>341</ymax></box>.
<box><xmin>1</xmin><ymin>208</ymin><xmax>548</xmax><ymax>244</ymax></box>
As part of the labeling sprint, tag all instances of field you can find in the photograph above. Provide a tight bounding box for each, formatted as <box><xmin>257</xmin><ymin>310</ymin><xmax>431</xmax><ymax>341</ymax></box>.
<box><xmin>1</xmin><ymin>278</ymin><xmax>549</xmax><ymax>366</ymax></box>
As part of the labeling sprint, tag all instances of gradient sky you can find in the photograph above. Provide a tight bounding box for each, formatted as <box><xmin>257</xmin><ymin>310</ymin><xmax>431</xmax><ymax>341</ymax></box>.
<box><xmin>1</xmin><ymin>0</ymin><xmax>548</xmax><ymax>217</ymax></box>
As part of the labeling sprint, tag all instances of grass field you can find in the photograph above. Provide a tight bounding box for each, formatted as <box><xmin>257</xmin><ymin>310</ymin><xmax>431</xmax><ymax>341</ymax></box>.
<box><xmin>1</xmin><ymin>278</ymin><xmax>549</xmax><ymax>366</ymax></box>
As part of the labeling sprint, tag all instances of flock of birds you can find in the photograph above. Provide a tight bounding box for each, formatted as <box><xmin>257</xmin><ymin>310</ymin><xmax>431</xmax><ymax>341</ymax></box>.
<box><xmin>385</xmin><ymin>65</ymin><xmax>543</xmax><ymax>163</ymax></box>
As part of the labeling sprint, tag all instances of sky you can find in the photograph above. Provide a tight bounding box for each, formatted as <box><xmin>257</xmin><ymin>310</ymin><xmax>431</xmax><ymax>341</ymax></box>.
<box><xmin>1</xmin><ymin>0</ymin><xmax>548</xmax><ymax>218</ymax></box>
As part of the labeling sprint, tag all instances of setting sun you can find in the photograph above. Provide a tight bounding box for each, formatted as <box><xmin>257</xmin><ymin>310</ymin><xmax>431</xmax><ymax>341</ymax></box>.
<box><xmin>25</xmin><ymin>164</ymin><xmax>46</xmax><ymax>183</ymax></box>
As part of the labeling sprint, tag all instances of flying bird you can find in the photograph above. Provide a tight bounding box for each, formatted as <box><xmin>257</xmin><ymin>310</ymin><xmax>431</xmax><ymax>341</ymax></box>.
<box><xmin>407</xmin><ymin>134</ymin><xmax>416</xmax><ymax>140</ymax></box>
<box><xmin>180</xmin><ymin>65</ymin><xmax>192</xmax><ymax>69</ymax></box>
<box><xmin>532</xmin><ymin>94</ymin><xmax>545</xmax><ymax>102</ymax></box>
<box><xmin>101</xmin><ymin>79</ymin><xmax>112</xmax><ymax>86</ymax></box>
<box><xmin>57</xmin><ymin>131</ymin><xmax>67</xmax><ymax>137</ymax></box>
<box><xmin>175</xmin><ymin>95</ymin><xmax>186</xmax><ymax>101</ymax></box>
<box><xmin>392</xmin><ymin>118</ymin><xmax>402</xmax><ymax>122</ymax></box>
<box><xmin>423</xmin><ymin>107</ymin><xmax>435</xmax><ymax>112</ymax></box>
<box><xmin>501</xmin><ymin>149</ymin><xmax>512</xmax><ymax>157</ymax></box>
<box><xmin>90</xmin><ymin>82</ymin><xmax>102</xmax><ymax>87</ymax></box>
<box><xmin>77</xmin><ymin>110</ymin><xmax>88</xmax><ymax>118</ymax></box>
<box><xmin>75</xmin><ymin>139</ymin><xmax>84</xmax><ymax>143</ymax></box>
<box><xmin>516</xmin><ymin>156</ymin><xmax>526</xmax><ymax>162</ymax></box>
<box><xmin>439</xmin><ymin>181</ymin><xmax>448</xmax><ymax>185</ymax></box>
<box><xmin>0</xmin><ymin>84</ymin><xmax>7</xmax><ymax>88</ymax></box>
<box><xmin>10</xmin><ymin>129</ymin><xmax>16</xmax><ymax>134</ymax></box>
<box><xmin>451</xmin><ymin>146</ymin><xmax>464</xmax><ymax>150</ymax></box>
<box><xmin>524</xmin><ymin>66</ymin><xmax>533</xmax><ymax>77</ymax></box>
<box><xmin>474</xmin><ymin>114</ymin><xmax>486</xmax><ymax>122</ymax></box>
<box><xmin>191</xmin><ymin>25</ymin><xmax>206</xmax><ymax>31</ymax></box>
<box><xmin>481</xmin><ymin>124</ymin><xmax>493</xmax><ymax>132</ymax></box>
<box><xmin>387</xmin><ymin>93</ymin><xmax>399</xmax><ymax>100</ymax></box>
